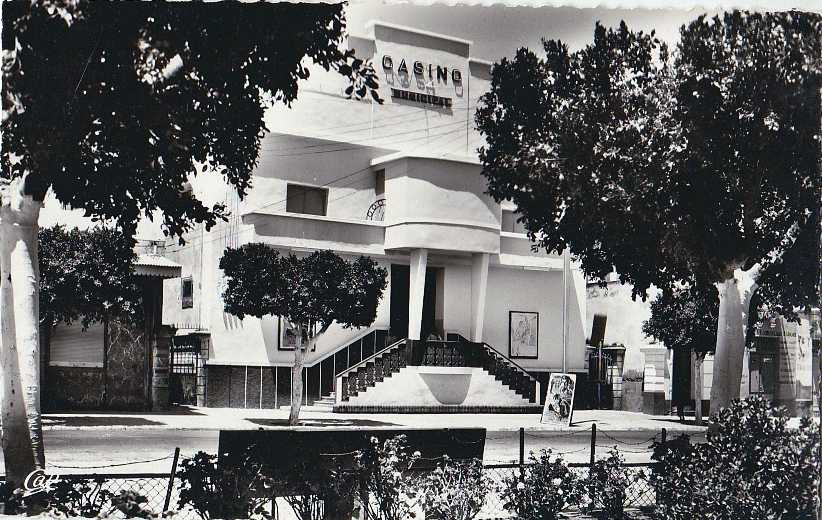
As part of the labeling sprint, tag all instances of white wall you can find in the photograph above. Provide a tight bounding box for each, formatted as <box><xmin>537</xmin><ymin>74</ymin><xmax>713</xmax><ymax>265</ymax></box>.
<box><xmin>481</xmin><ymin>266</ymin><xmax>586</xmax><ymax>372</ymax></box>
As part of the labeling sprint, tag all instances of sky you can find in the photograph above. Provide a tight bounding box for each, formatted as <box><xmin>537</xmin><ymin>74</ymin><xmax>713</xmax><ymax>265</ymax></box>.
<box><xmin>38</xmin><ymin>3</ymin><xmax>734</xmax><ymax>239</ymax></box>
<box><xmin>346</xmin><ymin>2</ymin><xmax>716</xmax><ymax>61</ymax></box>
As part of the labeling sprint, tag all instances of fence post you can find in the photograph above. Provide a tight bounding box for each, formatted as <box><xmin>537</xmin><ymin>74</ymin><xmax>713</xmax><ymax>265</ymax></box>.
<box><xmin>589</xmin><ymin>424</ymin><xmax>597</xmax><ymax>509</ymax></box>
<box><xmin>589</xmin><ymin>423</ymin><xmax>597</xmax><ymax>465</ymax></box>
<box><xmin>519</xmin><ymin>427</ymin><xmax>525</xmax><ymax>467</ymax></box>
<box><xmin>163</xmin><ymin>447</ymin><xmax>181</xmax><ymax>513</ymax></box>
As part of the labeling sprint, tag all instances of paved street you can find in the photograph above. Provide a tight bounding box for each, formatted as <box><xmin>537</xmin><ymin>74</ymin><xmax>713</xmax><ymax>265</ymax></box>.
<box><xmin>0</xmin><ymin>407</ymin><xmax>711</xmax><ymax>475</ymax></box>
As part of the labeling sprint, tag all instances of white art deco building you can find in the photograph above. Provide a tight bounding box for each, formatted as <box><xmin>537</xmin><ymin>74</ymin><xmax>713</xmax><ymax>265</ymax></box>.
<box><xmin>160</xmin><ymin>20</ymin><xmax>589</xmax><ymax>412</ymax></box>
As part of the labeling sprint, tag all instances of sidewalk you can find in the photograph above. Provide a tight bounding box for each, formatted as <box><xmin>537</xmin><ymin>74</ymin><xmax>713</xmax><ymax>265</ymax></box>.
<box><xmin>42</xmin><ymin>406</ymin><xmax>710</xmax><ymax>433</ymax></box>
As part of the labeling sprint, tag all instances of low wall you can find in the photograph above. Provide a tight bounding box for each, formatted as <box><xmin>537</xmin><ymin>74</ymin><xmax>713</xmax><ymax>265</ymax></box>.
<box><xmin>44</xmin><ymin>366</ymin><xmax>105</xmax><ymax>410</ymax></box>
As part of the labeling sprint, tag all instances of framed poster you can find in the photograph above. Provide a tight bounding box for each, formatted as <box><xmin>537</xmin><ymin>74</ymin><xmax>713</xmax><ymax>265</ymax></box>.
<box><xmin>277</xmin><ymin>318</ymin><xmax>317</xmax><ymax>352</ymax></box>
<box><xmin>541</xmin><ymin>373</ymin><xmax>577</xmax><ymax>427</ymax></box>
<box><xmin>509</xmin><ymin>311</ymin><xmax>539</xmax><ymax>359</ymax></box>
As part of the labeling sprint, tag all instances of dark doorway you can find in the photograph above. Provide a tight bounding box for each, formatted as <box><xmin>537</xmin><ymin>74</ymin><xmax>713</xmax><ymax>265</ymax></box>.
<box><xmin>170</xmin><ymin>335</ymin><xmax>199</xmax><ymax>406</ymax></box>
<box><xmin>390</xmin><ymin>265</ymin><xmax>409</xmax><ymax>339</ymax></box>
<box><xmin>672</xmin><ymin>348</ymin><xmax>692</xmax><ymax>411</ymax></box>
<box><xmin>389</xmin><ymin>264</ymin><xmax>437</xmax><ymax>340</ymax></box>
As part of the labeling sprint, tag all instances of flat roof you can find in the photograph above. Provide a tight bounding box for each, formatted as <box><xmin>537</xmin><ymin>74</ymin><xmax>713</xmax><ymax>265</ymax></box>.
<box><xmin>370</xmin><ymin>150</ymin><xmax>481</xmax><ymax>167</ymax></box>
<box><xmin>365</xmin><ymin>20</ymin><xmax>474</xmax><ymax>48</ymax></box>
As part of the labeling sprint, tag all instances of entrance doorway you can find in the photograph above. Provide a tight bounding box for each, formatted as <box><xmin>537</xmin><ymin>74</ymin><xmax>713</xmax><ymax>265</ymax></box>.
<box><xmin>389</xmin><ymin>264</ymin><xmax>439</xmax><ymax>340</ymax></box>
<box><xmin>169</xmin><ymin>335</ymin><xmax>199</xmax><ymax>405</ymax></box>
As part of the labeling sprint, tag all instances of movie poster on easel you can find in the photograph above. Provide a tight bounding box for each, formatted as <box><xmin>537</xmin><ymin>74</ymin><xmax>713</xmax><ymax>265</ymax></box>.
<box><xmin>541</xmin><ymin>373</ymin><xmax>577</xmax><ymax>427</ymax></box>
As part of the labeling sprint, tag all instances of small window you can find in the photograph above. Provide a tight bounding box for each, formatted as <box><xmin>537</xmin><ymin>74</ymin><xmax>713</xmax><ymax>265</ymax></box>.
<box><xmin>286</xmin><ymin>184</ymin><xmax>328</xmax><ymax>216</ymax></box>
<box><xmin>501</xmin><ymin>209</ymin><xmax>526</xmax><ymax>234</ymax></box>
<box><xmin>375</xmin><ymin>169</ymin><xmax>385</xmax><ymax>197</ymax></box>
<box><xmin>181</xmin><ymin>277</ymin><xmax>193</xmax><ymax>309</ymax></box>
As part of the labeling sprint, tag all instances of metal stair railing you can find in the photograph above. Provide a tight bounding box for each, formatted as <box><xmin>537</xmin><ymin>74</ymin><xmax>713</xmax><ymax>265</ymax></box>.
<box><xmin>443</xmin><ymin>333</ymin><xmax>541</xmax><ymax>403</ymax></box>
<box><xmin>479</xmin><ymin>341</ymin><xmax>541</xmax><ymax>403</ymax></box>
<box><xmin>335</xmin><ymin>338</ymin><xmax>407</xmax><ymax>404</ymax></box>
<box><xmin>408</xmin><ymin>339</ymin><xmax>541</xmax><ymax>404</ymax></box>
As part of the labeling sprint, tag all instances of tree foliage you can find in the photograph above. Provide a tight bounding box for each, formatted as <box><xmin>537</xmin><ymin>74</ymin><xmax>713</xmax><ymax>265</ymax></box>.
<box><xmin>475</xmin><ymin>12</ymin><xmax>821</xmax><ymax>305</ymax></box>
<box><xmin>642</xmin><ymin>284</ymin><xmax>719</xmax><ymax>356</ymax></box>
<box><xmin>2</xmin><ymin>1</ymin><xmax>382</xmax><ymax>237</ymax></box>
<box><xmin>39</xmin><ymin>225</ymin><xmax>141</xmax><ymax>328</ymax></box>
<box><xmin>219</xmin><ymin>244</ymin><xmax>388</xmax><ymax>331</ymax></box>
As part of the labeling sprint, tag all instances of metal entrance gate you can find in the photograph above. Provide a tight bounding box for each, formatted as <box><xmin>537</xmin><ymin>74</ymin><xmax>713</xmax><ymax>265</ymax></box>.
<box><xmin>170</xmin><ymin>335</ymin><xmax>200</xmax><ymax>405</ymax></box>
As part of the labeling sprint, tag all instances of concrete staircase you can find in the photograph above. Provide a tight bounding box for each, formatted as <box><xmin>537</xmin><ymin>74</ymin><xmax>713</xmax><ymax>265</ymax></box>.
<box><xmin>343</xmin><ymin>366</ymin><xmax>537</xmax><ymax>409</ymax></box>
<box><xmin>279</xmin><ymin>392</ymin><xmax>336</xmax><ymax>413</ymax></box>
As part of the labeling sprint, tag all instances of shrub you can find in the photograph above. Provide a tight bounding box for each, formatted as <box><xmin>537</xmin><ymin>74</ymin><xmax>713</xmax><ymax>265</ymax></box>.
<box><xmin>419</xmin><ymin>457</ymin><xmax>489</xmax><ymax>520</ymax></box>
<box><xmin>583</xmin><ymin>448</ymin><xmax>630</xmax><ymax>519</ymax></box>
<box><xmin>651</xmin><ymin>396</ymin><xmax>819</xmax><ymax>520</ymax></box>
<box><xmin>176</xmin><ymin>449</ymin><xmax>274</xmax><ymax>519</ymax></box>
<box><xmin>0</xmin><ymin>477</ymin><xmax>154</xmax><ymax>518</ymax></box>
<box><xmin>355</xmin><ymin>435</ymin><xmax>422</xmax><ymax>520</ymax></box>
<box><xmin>272</xmin><ymin>454</ymin><xmax>359</xmax><ymax>520</ymax></box>
<box><xmin>500</xmin><ymin>449</ymin><xmax>582</xmax><ymax>520</ymax></box>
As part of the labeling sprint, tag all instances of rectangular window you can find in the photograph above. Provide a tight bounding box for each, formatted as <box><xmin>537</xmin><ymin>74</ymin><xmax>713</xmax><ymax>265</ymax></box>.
<box><xmin>286</xmin><ymin>184</ymin><xmax>328</xmax><ymax>216</ymax></box>
<box><xmin>501</xmin><ymin>209</ymin><xmax>526</xmax><ymax>234</ymax></box>
<box><xmin>375</xmin><ymin>169</ymin><xmax>385</xmax><ymax>197</ymax></box>
<box><xmin>181</xmin><ymin>277</ymin><xmax>194</xmax><ymax>309</ymax></box>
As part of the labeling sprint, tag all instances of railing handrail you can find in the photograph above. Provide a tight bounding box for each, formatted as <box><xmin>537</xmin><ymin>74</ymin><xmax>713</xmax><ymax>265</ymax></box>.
<box><xmin>480</xmin><ymin>342</ymin><xmax>540</xmax><ymax>383</ymax></box>
<box><xmin>335</xmin><ymin>337</ymin><xmax>407</xmax><ymax>381</ymax></box>
<box><xmin>445</xmin><ymin>334</ymin><xmax>539</xmax><ymax>383</ymax></box>
<box><xmin>304</xmin><ymin>326</ymin><xmax>389</xmax><ymax>369</ymax></box>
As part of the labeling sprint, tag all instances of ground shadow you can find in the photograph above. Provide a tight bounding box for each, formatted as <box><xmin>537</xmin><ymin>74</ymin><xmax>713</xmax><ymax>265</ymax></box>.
<box><xmin>247</xmin><ymin>418</ymin><xmax>402</xmax><ymax>427</ymax></box>
<box><xmin>45</xmin><ymin>406</ymin><xmax>205</xmax><ymax>416</ymax></box>
<box><xmin>650</xmin><ymin>418</ymin><xmax>705</xmax><ymax>427</ymax></box>
<box><xmin>42</xmin><ymin>416</ymin><xmax>166</xmax><ymax>427</ymax></box>
<box><xmin>569</xmin><ymin>420</ymin><xmax>595</xmax><ymax>426</ymax></box>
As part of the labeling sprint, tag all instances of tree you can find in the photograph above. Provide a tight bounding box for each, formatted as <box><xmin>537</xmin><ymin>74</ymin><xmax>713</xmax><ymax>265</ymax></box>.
<box><xmin>219</xmin><ymin>245</ymin><xmax>387</xmax><ymax>425</ymax></box>
<box><xmin>475</xmin><ymin>11</ymin><xmax>821</xmax><ymax>415</ymax></box>
<box><xmin>642</xmin><ymin>283</ymin><xmax>719</xmax><ymax>424</ymax></box>
<box><xmin>38</xmin><ymin>225</ymin><xmax>142</xmax><ymax>405</ymax></box>
<box><xmin>1</xmin><ymin>1</ymin><xmax>381</xmax><ymax>486</ymax></box>
<box><xmin>39</xmin><ymin>225</ymin><xmax>141</xmax><ymax>331</ymax></box>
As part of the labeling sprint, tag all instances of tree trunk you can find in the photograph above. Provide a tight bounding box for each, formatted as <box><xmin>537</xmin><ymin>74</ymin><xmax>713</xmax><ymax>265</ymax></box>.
<box><xmin>0</xmin><ymin>179</ymin><xmax>44</xmax><ymax>488</ymax></box>
<box><xmin>289</xmin><ymin>322</ymin><xmax>305</xmax><ymax>426</ymax></box>
<box><xmin>710</xmin><ymin>269</ymin><xmax>758</xmax><ymax>413</ymax></box>
<box><xmin>693</xmin><ymin>352</ymin><xmax>704</xmax><ymax>425</ymax></box>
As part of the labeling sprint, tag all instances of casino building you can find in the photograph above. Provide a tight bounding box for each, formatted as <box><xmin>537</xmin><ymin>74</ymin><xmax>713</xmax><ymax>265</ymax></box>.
<box><xmin>160</xmin><ymin>21</ymin><xmax>589</xmax><ymax>412</ymax></box>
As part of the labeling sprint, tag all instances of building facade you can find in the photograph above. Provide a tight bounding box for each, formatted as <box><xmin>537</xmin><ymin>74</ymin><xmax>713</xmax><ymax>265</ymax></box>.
<box><xmin>160</xmin><ymin>21</ymin><xmax>589</xmax><ymax>412</ymax></box>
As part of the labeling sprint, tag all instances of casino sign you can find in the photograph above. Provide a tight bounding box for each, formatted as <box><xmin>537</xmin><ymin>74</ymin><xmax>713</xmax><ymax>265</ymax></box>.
<box><xmin>382</xmin><ymin>55</ymin><xmax>462</xmax><ymax>107</ymax></box>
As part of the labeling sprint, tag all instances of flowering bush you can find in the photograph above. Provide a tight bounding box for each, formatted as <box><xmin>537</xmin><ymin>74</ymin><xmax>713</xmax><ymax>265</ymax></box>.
<box><xmin>500</xmin><ymin>449</ymin><xmax>581</xmax><ymax>520</ymax></box>
<box><xmin>651</xmin><ymin>396</ymin><xmax>819</xmax><ymax>520</ymax></box>
<box><xmin>419</xmin><ymin>457</ymin><xmax>489</xmax><ymax>520</ymax></box>
<box><xmin>355</xmin><ymin>435</ymin><xmax>422</xmax><ymax>520</ymax></box>
<box><xmin>583</xmin><ymin>448</ymin><xmax>630</xmax><ymax>519</ymax></box>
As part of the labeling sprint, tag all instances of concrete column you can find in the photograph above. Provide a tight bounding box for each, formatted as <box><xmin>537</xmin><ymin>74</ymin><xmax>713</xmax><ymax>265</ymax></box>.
<box><xmin>196</xmin><ymin>335</ymin><xmax>210</xmax><ymax>407</ymax></box>
<box><xmin>408</xmin><ymin>249</ymin><xmax>428</xmax><ymax>340</ymax></box>
<box><xmin>151</xmin><ymin>331</ymin><xmax>172</xmax><ymax>411</ymax></box>
<box><xmin>470</xmin><ymin>253</ymin><xmax>490</xmax><ymax>343</ymax></box>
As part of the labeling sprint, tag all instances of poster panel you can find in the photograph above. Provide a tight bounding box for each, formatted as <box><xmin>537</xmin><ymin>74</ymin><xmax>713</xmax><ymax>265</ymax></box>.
<box><xmin>541</xmin><ymin>373</ymin><xmax>577</xmax><ymax>427</ymax></box>
<box><xmin>510</xmin><ymin>311</ymin><xmax>539</xmax><ymax>359</ymax></box>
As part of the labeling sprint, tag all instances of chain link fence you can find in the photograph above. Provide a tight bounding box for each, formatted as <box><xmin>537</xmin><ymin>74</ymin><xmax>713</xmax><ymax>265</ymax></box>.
<box><xmin>2</xmin><ymin>463</ymin><xmax>658</xmax><ymax>519</ymax></box>
<box><xmin>1</xmin><ymin>426</ymin><xmax>668</xmax><ymax>519</ymax></box>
